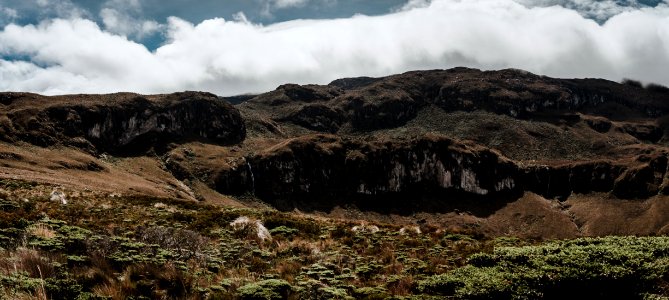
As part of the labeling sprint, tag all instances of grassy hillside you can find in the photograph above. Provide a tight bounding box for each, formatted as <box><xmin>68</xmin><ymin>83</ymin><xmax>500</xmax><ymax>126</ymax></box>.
<box><xmin>2</xmin><ymin>179</ymin><xmax>669</xmax><ymax>299</ymax></box>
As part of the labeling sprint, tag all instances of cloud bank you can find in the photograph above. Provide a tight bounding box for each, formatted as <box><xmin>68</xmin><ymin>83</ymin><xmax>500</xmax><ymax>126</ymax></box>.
<box><xmin>1</xmin><ymin>0</ymin><xmax>668</xmax><ymax>95</ymax></box>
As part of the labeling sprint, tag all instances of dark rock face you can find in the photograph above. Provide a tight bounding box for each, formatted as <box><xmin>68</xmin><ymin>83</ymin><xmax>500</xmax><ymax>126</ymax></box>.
<box><xmin>207</xmin><ymin>132</ymin><xmax>669</xmax><ymax>203</ymax></box>
<box><xmin>226</xmin><ymin>67</ymin><xmax>669</xmax><ymax>206</ymax></box>
<box><xmin>612</xmin><ymin>154</ymin><xmax>669</xmax><ymax>199</ymax></box>
<box><xmin>524</xmin><ymin>162</ymin><xmax>625</xmax><ymax>200</ymax></box>
<box><xmin>215</xmin><ymin>134</ymin><xmax>522</xmax><ymax>200</ymax></box>
<box><xmin>0</xmin><ymin>91</ymin><xmax>246</xmax><ymax>154</ymax></box>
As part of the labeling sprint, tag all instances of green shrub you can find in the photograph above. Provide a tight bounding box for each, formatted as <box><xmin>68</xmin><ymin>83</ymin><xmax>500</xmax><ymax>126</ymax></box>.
<box><xmin>353</xmin><ymin>286</ymin><xmax>390</xmax><ymax>299</ymax></box>
<box><xmin>237</xmin><ymin>279</ymin><xmax>293</xmax><ymax>300</ymax></box>
<box><xmin>418</xmin><ymin>236</ymin><xmax>669</xmax><ymax>299</ymax></box>
<box><xmin>269</xmin><ymin>226</ymin><xmax>299</xmax><ymax>237</ymax></box>
<box><xmin>0</xmin><ymin>272</ymin><xmax>43</xmax><ymax>293</ymax></box>
<box><xmin>263</xmin><ymin>213</ymin><xmax>322</xmax><ymax>238</ymax></box>
<box><xmin>294</xmin><ymin>279</ymin><xmax>353</xmax><ymax>300</ymax></box>
<box><xmin>45</xmin><ymin>277</ymin><xmax>83</xmax><ymax>300</ymax></box>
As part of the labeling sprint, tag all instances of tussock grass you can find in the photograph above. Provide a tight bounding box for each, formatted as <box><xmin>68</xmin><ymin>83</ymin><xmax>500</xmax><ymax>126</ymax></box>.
<box><xmin>2</xmin><ymin>179</ymin><xmax>669</xmax><ymax>299</ymax></box>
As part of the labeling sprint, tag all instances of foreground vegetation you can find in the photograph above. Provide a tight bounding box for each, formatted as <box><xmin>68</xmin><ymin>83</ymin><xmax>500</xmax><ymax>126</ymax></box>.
<box><xmin>1</xmin><ymin>179</ymin><xmax>669</xmax><ymax>299</ymax></box>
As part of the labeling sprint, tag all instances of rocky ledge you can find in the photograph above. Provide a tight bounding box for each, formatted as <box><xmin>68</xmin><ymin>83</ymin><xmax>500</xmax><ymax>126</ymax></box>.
<box><xmin>0</xmin><ymin>91</ymin><xmax>246</xmax><ymax>154</ymax></box>
<box><xmin>168</xmin><ymin>134</ymin><xmax>669</xmax><ymax>208</ymax></box>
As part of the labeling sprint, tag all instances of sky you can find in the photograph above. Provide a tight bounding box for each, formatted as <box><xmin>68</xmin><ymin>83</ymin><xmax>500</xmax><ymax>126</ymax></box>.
<box><xmin>0</xmin><ymin>0</ymin><xmax>668</xmax><ymax>96</ymax></box>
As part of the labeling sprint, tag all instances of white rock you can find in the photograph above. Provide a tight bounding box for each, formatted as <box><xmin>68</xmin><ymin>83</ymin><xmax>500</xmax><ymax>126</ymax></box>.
<box><xmin>230</xmin><ymin>216</ymin><xmax>272</xmax><ymax>241</ymax></box>
<box><xmin>352</xmin><ymin>224</ymin><xmax>380</xmax><ymax>233</ymax></box>
<box><xmin>399</xmin><ymin>226</ymin><xmax>422</xmax><ymax>235</ymax></box>
<box><xmin>50</xmin><ymin>189</ymin><xmax>67</xmax><ymax>205</ymax></box>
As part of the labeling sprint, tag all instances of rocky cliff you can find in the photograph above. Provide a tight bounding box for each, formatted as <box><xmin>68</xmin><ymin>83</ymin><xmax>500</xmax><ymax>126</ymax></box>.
<box><xmin>204</xmin><ymin>68</ymin><xmax>669</xmax><ymax>206</ymax></box>
<box><xmin>3</xmin><ymin>67</ymin><xmax>669</xmax><ymax>224</ymax></box>
<box><xmin>177</xmin><ymin>133</ymin><xmax>669</xmax><ymax>207</ymax></box>
<box><xmin>213</xmin><ymin>134</ymin><xmax>520</xmax><ymax>200</ymax></box>
<box><xmin>0</xmin><ymin>91</ymin><xmax>245</xmax><ymax>154</ymax></box>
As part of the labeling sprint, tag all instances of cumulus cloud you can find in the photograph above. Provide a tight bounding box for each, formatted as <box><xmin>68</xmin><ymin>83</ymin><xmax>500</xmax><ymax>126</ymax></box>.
<box><xmin>260</xmin><ymin>0</ymin><xmax>309</xmax><ymax>17</ymax></box>
<box><xmin>0</xmin><ymin>7</ymin><xmax>18</xmax><ymax>26</ymax></box>
<box><xmin>259</xmin><ymin>0</ymin><xmax>337</xmax><ymax>17</ymax></box>
<box><xmin>272</xmin><ymin>0</ymin><xmax>311</xmax><ymax>8</ymax></box>
<box><xmin>99</xmin><ymin>0</ymin><xmax>163</xmax><ymax>38</ymax></box>
<box><xmin>34</xmin><ymin>0</ymin><xmax>89</xmax><ymax>19</ymax></box>
<box><xmin>1</xmin><ymin>7</ymin><xmax>17</xmax><ymax>19</ymax></box>
<box><xmin>1</xmin><ymin>0</ymin><xmax>669</xmax><ymax>96</ymax></box>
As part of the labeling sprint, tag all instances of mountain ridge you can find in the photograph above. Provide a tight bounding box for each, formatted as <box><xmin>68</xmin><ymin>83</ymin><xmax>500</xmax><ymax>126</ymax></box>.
<box><xmin>2</xmin><ymin>67</ymin><xmax>669</xmax><ymax>237</ymax></box>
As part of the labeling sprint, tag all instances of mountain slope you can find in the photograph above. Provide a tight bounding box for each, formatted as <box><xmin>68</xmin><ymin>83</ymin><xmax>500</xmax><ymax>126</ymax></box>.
<box><xmin>2</xmin><ymin>67</ymin><xmax>669</xmax><ymax>237</ymax></box>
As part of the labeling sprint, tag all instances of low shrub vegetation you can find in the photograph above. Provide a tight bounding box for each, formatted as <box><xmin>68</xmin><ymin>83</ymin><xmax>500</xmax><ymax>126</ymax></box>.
<box><xmin>418</xmin><ymin>237</ymin><xmax>669</xmax><ymax>299</ymax></box>
<box><xmin>2</xmin><ymin>179</ymin><xmax>669</xmax><ymax>299</ymax></box>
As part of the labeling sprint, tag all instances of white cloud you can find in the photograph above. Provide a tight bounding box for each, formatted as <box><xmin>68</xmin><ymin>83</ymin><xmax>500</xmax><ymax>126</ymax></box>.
<box><xmin>33</xmin><ymin>0</ymin><xmax>88</xmax><ymax>19</ymax></box>
<box><xmin>0</xmin><ymin>19</ymin><xmax>173</xmax><ymax>94</ymax></box>
<box><xmin>0</xmin><ymin>7</ymin><xmax>17</xmax><ymax>26</ymax></box>
<box><xmin>1</xmin><ymin>7</ymin><xmax>17</xmax><ymax>19</ymax></box>
<box><xmin>273</xmin><ymin>0</ymin><xmax>311</xmax><ymax>8</ymax></box>
<box><xmin>99</xmin><ymin>0</ymin><xmax>163</xmax><ymax>38</ymax></box>
<box><xmin>259</xmin><ymin>0</ymin><xmax>336</xmax><ymax>17</ymax></box>
<box><xmin>1</xmin><ymin>0</ymin><xmax>669</xmax><ymax>96</ymax></box>
<box><xmin>260</xmin><ymin>0</ymin><xmax>310</xmax><ymax>17</ymax></box>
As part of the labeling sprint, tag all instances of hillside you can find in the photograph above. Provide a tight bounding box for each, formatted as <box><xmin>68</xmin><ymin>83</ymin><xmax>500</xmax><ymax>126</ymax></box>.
<box><xmin>3</xmin><ymin>68</ymin><xmax>669</xmax><ymax>236</ymax></box>
<box><xmin>2</xmin><ymin>68</ymin><xmax>669</xmax><ymax>298</ymax></box>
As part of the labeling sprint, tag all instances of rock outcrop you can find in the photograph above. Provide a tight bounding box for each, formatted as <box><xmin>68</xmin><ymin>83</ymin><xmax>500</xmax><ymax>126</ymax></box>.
<box><xmin>0</xmin><ymin>91</ymin><xmax>246</xmax><ymax>153</ymax></box>
<box><xmin>203</xmin><ymin>133</ymin><xmax>669</xmax><ymax>204</ymax></box>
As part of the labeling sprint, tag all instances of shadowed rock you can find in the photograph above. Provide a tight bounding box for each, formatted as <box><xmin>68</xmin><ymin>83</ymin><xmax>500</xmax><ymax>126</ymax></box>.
<box><xmin>0</xmin><ymin>91</ymin><xmax>246</xmax><ymax>154</ymax></box>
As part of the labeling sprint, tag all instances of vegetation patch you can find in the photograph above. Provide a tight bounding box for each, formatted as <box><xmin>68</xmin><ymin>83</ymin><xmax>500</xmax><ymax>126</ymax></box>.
<box><xmin>418</xmin><ymin>236</ymin><xmax>669</xmax><ymax>299</ymax></box>
<box><xmin>2</xmin><ymin>180</ymin><xmax>669</xmax><ymax>299</ymax></box>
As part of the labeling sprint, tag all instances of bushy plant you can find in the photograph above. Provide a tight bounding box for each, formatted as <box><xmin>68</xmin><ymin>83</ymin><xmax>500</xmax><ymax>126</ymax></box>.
<box><xmin>237</xmin><ymin>279</ymin><xmax>292</xmax><ymax>300</ymax></box>
<box><xmin>353</xmin><ymin>286</ymin><xmax>389</xmax><ymax>299</ymax></box>
<box><xmin>418</xmin><ymin>236</ymin><xmax>669</xmax><ymax>299</ymax></box>
<box><xmin>269</xmin><ymin>226</ymin><xmax>299</xmax><ymax>238</ymax></box>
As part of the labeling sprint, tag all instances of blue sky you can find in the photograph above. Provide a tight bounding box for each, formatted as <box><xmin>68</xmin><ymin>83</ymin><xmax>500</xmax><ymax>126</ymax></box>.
<box><xmin>0</xmin><ymin>0</ymin><xmax>668</xmax><ymax>95</ymax></box>
<box><xmin>0</xmin><ymin>0</ymin><xmax>411</xmax><ymax>50</ymax></box>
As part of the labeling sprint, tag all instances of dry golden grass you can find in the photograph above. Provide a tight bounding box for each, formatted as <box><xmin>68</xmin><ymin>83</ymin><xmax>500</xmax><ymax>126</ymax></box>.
<box><xmin>276</xmin><ymin>260</ymin><xmax>302</xmax><ymax>282</ymax></box>
<box><xmin>386</xmin><ymin>275</ymin><xmax>414</xmax><ymax>296</ymax></box>
<box><xmin>28</xmin><ymin>224</ymin><xmax>56</xmax><ymax>240</ymax></box>
<box><xmin>92</xmin><ymin>283</ymin><xmax>124</xmax><ymax>300</ymax></box>
<box><xmin>567</xmin><ymin>193</ymin><xmax>669</xmax><ymax>236</ymax></box>
<box><xmin>0</xmin><ymin>143</ymin><xmax>202</xmax><ymax>202</ymax></box>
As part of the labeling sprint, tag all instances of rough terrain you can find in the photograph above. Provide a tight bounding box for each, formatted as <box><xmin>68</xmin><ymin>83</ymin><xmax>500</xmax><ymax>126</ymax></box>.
<box><xmin>2</xmin><ymin>68</ymin><xmax>669</xmax><ymax>239</ymax></box>
<box><xmin>4</xmin><ymin>68</ymin><xmax>669</xmax><ymax>299</ymax></box>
